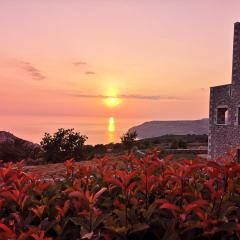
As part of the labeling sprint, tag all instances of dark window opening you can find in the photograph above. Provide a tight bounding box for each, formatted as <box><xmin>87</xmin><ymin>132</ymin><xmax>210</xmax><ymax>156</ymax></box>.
<box><xmin>217</xmin><ymin>107</ymin><xmax>228</xmax><ymax>125</ymax></box>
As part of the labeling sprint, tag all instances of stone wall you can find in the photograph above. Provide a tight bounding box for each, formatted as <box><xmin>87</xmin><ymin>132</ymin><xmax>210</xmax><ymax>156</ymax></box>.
<box><xmin>232</xmin><ymin>22</ymin><xmax>240</xmax><ymax>85</ymax></box>
<box><xmin>209</xmin><ymin>22</ymin><xmax>240</xmax><ymax>160</ymax></box>
<box><xmin>209</xmin><ymin>84</ymin><xmax>240</xmax><ymax>159</ymax></box>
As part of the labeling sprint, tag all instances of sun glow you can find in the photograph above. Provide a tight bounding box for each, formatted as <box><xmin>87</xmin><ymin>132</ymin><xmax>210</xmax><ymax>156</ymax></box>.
<box><xmin>103</xmin><ymin>88</ymin><xmax>121</xmax><ymax>107</ymax></box>
<box><xmin>104</xmin><ymin>97</ymin><xmax>121</xmax><ymax>107</ymax></box>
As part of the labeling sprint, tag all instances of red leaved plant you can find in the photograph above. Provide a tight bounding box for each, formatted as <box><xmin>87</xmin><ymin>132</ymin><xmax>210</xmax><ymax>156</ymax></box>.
<box><xmin>1</xmin><ymin>149</ymin><xmax>240</xmax><ymax>239</ymax></box>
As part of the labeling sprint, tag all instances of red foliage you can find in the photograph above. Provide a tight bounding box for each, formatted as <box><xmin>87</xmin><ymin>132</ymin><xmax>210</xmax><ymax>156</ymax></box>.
<box><xmin>1</xmin><ymin>149</ymin><xmax>240</xmax><ymax>239</ymax></box>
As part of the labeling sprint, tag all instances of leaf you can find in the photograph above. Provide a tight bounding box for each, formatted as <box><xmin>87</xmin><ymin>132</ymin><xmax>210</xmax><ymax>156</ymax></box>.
<box><xmin>93</xmin><ymin>187</ymin><xmax>107</xmax><ymax>202</ymax></box>
<box><xmin>127</xmin><ymin>182</ymin><xmax>136</xmax><ymax>192</ymax></box>
<box><xmin>0</xmin><ymin>223</ymin><xmax>16</xmax><ymax>238</ymax></box>
<box><xmin>56</xmin><ymin>199</ymin><xmax>70</xmax><ymax>218</ymax></box>
<box><xmin>31</xmin><ymin>205</ymin><xmax>47</xmax><ymax>218</ymax></box>
<box><xmin>0</xmin><ymin>190</ymin><xmax>18</xmax><ymax>203</ymax></box>
<box><xmin>106</xmin><ymin>178</ymin><xmax>124</xmax><ymax>189</ymax></box>
<box><xmin>82</xmin><ymin>232</ymin><xmax>94</xmax><ymax>239</ymax></box>
<box><xmin>145</xmin><ymin>203</ymin><xmax>157</xmax><ymax>221</ymax></box>
<box><xmin>69</xmin><ymin>191</ymin><xmax>83</xmax><ymax>199</ymax></box>
<box><xmin>195</xmin><ymin>208</ymin><xmax>206</xmax><ymax>221</ymax></box>
<box><xmin>160</xmin><ymin>202</ymin><xmax>180</xmax><ymax>212</ymax></box>
<box><xmin>18</xmin><ymin>227</ymin><xmax>39</xmax><ymax>240</ymax></box>
<box><xmin>183</xmin><ymin>200</ymin><xmax>208</xmax><ymax>213</ymax></box>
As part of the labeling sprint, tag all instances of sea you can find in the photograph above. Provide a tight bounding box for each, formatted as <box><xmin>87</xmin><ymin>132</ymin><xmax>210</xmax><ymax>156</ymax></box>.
<box><xmin>1</xmin><ymin>116</ymin><xmax>146</xmax><ymax>145</ymax></box>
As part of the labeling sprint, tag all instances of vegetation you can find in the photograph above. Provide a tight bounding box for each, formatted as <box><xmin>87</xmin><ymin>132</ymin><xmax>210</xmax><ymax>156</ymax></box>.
<box><xmin>0</xmin><ymin>138</ymin><xmax>41</xmax><ymax>163</ymax></box>
<box><xmin>40</xmin><ymin>128</ymin><xmax>88</xmax><ymax>163</ymax></box>
<box><xmin>0</xmin><ymin>132</ymin><xmax>208</xmax><ymax>164</ymax></box>
<box><xmin>137</xmin><ymin>134</ymin><xmax>208</xmax><ymax>149</ymax></box>
<box><xmin>120</xmin><ymin>130</ymin><xmax>138</xmax><ymax>152</ymax></box>
<box><xmin>1</xmin><ymin>150</ymin><xmax>240</xmax><ymax>239</ymax></box>
<box><xmin>169</xmin><ymin>139</ymin><xmax>188</xmax><ymax>149</ymax></box>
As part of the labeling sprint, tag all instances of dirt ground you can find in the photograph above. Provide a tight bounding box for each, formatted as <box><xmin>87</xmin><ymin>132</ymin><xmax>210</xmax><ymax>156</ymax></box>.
<box><xmin>23</xmin><ymin>153</ymin><xmax>123</xmax><ymax>179</ymax></box>
<box><xmin>23</xmin><ymin>160</ymin><xmax>95</xmax><ymax>180</ymax></box>
<box><xmin>23</xmin><ymin>152</ymin><xmax>207</xmax><ymax>180</ymax></box>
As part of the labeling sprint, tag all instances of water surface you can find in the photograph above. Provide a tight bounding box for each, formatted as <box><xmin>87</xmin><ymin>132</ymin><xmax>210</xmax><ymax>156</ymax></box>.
<box><xmin>1</xmin><ymin>116</ymin><xmax>146</xmax><ymax>145</ymax></box>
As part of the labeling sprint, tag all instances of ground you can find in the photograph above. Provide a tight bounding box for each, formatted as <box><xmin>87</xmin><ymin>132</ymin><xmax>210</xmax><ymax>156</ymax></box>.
<box><xmin>23</xmin><ymin>151</ymin><xmax>207</xmax><ymax>179</ymax></box>
<box><xmin>24</xmin><ymin>161</ymin><xmax>92</xmax><ymax>180</ymax></box>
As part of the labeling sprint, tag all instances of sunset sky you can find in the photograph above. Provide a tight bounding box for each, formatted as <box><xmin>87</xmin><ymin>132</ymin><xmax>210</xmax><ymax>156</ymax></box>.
<box><xmin>1</xmin><ymin>0</ymin><xmax>240</xmax><ymax>143</ymax></box>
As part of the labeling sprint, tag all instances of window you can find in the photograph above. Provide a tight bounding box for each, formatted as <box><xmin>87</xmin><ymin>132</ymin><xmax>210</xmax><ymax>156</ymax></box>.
<box><xmin>216</xmin><ymin>107</ymin><xmax>229</xmax><ymax>125</ymax></box>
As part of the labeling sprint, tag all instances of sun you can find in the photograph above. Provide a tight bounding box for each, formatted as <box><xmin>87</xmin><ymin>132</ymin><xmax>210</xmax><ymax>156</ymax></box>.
<box><xmin>104</xmin><ymin>97</ymin><xmax>121</xmax><ymax>107</ymax></box>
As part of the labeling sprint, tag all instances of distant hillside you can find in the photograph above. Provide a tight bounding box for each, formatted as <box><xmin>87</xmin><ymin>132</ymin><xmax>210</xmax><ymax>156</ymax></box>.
<box><xmin>129</xmin><ymin>119</ymin><xmax>209</xmax><ymax>139</ymax></box>
<box><xmin>0</xmin><ymin>131</ymin><xmax>42</xmax><ymax>163</ymax></box>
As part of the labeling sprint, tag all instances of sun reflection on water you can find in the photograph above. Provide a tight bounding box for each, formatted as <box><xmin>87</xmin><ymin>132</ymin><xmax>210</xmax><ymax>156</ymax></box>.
<box><xmin>108</xmin><ymin>117</ymin><xmax>115</xmax><ymax>143</ymax></box>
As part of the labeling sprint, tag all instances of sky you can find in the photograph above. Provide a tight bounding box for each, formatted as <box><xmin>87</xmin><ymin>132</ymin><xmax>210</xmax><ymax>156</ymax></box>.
<box><xmin>0</xmin><ymin>0</ymin><xmax>240</xmax><ymax>142</ymax></box>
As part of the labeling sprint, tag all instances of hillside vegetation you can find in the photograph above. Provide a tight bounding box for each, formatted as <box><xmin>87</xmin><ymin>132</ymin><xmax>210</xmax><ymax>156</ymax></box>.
<box><xmin>0</xmin><ymin>129</ymin><xmax>208</xmax><ymax>165</ymax></box>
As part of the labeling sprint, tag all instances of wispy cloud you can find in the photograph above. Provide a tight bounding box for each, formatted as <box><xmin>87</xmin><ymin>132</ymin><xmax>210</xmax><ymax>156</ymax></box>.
<box><xmin>73</xmin><ymin>61</ymin><xmax>87</xmax><ymax>66</ymax></box>
<box><xmin>119</xmin><ymin>94</ymin><xmax>182</xmax><ymax>100</ymax></box>
<box><xmin>20</xmin><ymin>61</ymin><xmax>45</xmax><ymax>81</ymax></box>
<box><xmin>69</xmin><ymin>93</ymin><xmax>183</xmax><ymax>101</ymax></box>
<box><xmin>73</xmin><ymin>61</ymin><xmax>96</xmax><ymax>74</ymax></box>
<box><xmin>85</xmin><ymin>71</ymin><xmax>96</xmax><ymax>75</ymax></box>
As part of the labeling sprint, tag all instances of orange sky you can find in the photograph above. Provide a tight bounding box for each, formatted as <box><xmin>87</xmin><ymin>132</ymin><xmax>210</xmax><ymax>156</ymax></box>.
<box><xmin>1</xmin><ymin>0</ymin><xmax>240</xmax><ymax>124</ymax></box>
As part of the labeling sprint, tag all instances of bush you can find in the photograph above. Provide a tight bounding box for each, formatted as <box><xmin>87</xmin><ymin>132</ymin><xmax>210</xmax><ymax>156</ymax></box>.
<box><xmin>121</xmin><ymin>130</ymin><xmax>138</xmax><ymax>152</ymax></box>
<box><xmin>40</xmin><ymin>128</ymin><xmax>87</xmax><ymax>163</ymax></box>
<box><xmin>1</xmin><ymin>151</ymin><xmax>240</xmax><ymax>239</ymax></box>
<box><xmin>170</xmin><ymin>139</ymin><xmax>187</xmax><ymax>149</ymax></box>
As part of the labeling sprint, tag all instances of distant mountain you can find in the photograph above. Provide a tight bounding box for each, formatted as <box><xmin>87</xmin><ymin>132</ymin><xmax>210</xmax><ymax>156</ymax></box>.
<box><xmin>0</xmin><ymin>131</ymin><xmax>42</xmax><ymax>163</ymax></box>
<box><xmin>129</xmin><ymin>119</ymin><xmax>209</xmax><ymax>139</ymax></box>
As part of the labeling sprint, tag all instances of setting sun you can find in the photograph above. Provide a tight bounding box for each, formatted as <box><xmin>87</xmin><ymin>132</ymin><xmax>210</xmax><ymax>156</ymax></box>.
<box><xmin>104</xmin><ymin>97</ymin><xmax>121</xmax><ymax>107</ymax></box>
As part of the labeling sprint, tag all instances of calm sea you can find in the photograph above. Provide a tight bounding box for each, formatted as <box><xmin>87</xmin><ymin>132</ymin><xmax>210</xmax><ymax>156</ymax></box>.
<box><xmin>1</xmin><ymin>116</ymin><xmax>146</xmax><ymax>145</ymax></box>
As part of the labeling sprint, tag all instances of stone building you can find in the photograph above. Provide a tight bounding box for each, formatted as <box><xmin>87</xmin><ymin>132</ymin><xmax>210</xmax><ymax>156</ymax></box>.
<box><xmin>209</xmin><ymin>22</ymin><xmax>240</xmax><ymax>160</ymax></box>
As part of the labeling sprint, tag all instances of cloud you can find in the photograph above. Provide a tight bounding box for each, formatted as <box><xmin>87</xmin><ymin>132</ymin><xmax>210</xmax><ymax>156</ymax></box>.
<box><xmin>73</xmin><ymin>61</ymin><xmax>96</xmax><ymax>75</ymax></box>
<box><xmin>85</xmin><ymin>71</ymin><xmax>96</xmax><ymax>75</ymax></box>
<box><xmin>69</xmin><ymin>93</ymin><xmax>183</xmax><ymax>101</ymax></box>
<box><xmin>119</xmin><ymin>94</ymin><xmax>182</xmax><ymax>100</ymax></box>
<box><xmin>20</xmin><ymin>61</ymin><xmax>45</xmax><ymax>80</ymax></box>
<box><xmin>73</xmin><ymin>61</ymin><xmax>87</xmax><ymax>66</ymax></box>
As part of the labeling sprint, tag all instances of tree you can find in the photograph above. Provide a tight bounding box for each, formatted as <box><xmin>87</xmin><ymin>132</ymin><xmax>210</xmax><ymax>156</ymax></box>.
<box><xmin>40</xmin><ymin>128</ymin><xmax>88</xmax><ymax>163</ymax></box>
<box><xmin>120</xmin><ymin>130</ymin><xmax>138</xmax><ymax>153</ymax></box>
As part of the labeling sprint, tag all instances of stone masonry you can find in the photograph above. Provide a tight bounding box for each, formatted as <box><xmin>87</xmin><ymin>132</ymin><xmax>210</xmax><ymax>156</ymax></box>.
<box><xmin>209</xmin><ymin>22</ymin><xmax>240</xmax><ymax>160</ymax></box>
